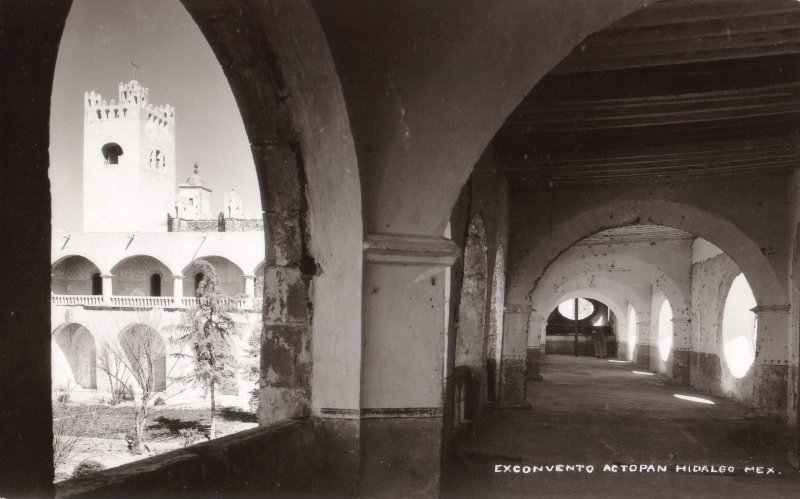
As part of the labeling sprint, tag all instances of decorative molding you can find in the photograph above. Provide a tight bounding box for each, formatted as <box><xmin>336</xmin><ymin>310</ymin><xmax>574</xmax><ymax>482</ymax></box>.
<box><xmin>320</xmin><ymin>407</ymin><xmax>443</xmax><ymax>419</ymax></box>
<box><xmin>360</xmin><ymin>407</ymin><xmax>442</xmax><ymax>419</ymax></box>
<box><xmin>320</xmin><ymin>408</ymin><xmax>360</xmax><ymax>420</ymax></box>
<box><xmin>671</xmin><ymin>316</ymin><xmax>691</xmax><ymax>324</ymax></box>
<box><xmin>505</xmin><ymin>303</ymin><xmax>532</xmax><ymax>314</ymax></box>
<box><xmin>363</xmin><ymin>233</ymin><xmax>460</xmax><ymax>267</ymax></box>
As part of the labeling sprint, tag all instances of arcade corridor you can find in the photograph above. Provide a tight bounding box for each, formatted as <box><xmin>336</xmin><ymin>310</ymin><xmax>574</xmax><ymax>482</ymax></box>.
<box><xmin>443</xmin><ymin>356</ymin><xmax>800</xmax><ymax>498</ymax></box>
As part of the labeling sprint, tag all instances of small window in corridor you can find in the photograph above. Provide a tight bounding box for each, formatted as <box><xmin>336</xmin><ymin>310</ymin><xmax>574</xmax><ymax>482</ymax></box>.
<box><xmin>558</xmin><ymin>298</ymin><xmax>594</xmax><ymax>320</ymax></box>
<box><xmin>91</xmin><ymin>272</ymin><xmax>102</xmax><ymax>296</ymax></box>
<box><xmin>150</xmin><ymin>273</ymin><xmax>161</xmax><ymax>297</ymax></box>
<box><xmin>658</xmin><ymin>300</ymin><xmax>673</xmax><ymax>362</ymax></box>
<box><xmin>722</xmin><ymin>273</ymin><xmax>757</xmax><ymax>378</ymax></box>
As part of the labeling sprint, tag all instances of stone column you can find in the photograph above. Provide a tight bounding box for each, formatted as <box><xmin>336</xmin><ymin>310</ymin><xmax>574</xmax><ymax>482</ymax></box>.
<box><xmin>751</xmin><ymin>305</ymin><xmax>791</xmax><ymax>414</ymax></box>
<box><xmin>526</xmin><ymin>315</ymin><xmax>546</xmax><ymax>381</ymax></box>
<box><xmin>672</xmin><ymin>316</ymin><xmax>691</xmax><ymax>384</ymax></box>
<box><xmin>243</xmin><ymin>274</ymin><xmax>256</xmax><ymax>308</ymax></box>
<box><xmin>172</xmin><ymin>275</ymin><xmax>184</xmax><ymax>307</ymax></box>
<box><xmin>101</xmin><ymin>274</ymin><xmax>113</xmax><ymax>305</ymax></box>
<box><xmin>499</xmin><ymin>303</ymin><xmax>532</xmax><ymax>408</ymax></box>
<box><xmin>636</xmin><ymin>320</ymin><xmax>652</xmax><ymax>368</ymax></box>
<box><xmin>359</xmin><ymin>233</ymin><xmax>459</xmax><ymax>497</ymax></box>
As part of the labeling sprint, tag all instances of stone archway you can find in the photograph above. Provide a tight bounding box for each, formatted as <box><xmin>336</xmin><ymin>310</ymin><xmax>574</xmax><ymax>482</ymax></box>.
<box><xmin>52</xmin><ymin>323</ymin><xmax>97</xmax><ymax>390</ymax></box>
<box><xmin>118</xmin><ymin>324</ymin><xmax>167</xmax><ymax>393</ymax></box>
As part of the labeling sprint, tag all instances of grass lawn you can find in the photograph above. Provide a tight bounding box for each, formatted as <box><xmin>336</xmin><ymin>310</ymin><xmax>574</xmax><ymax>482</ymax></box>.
<box><xmin>53</xmin><ymin>404</ymin><xmax>257</xmax><ymax>441</ymax></box>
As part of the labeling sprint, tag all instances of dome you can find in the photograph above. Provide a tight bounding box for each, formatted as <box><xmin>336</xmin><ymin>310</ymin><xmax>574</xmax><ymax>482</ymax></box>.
<box><xmin>186</xmin><ymin>162</ymin><xmax>205</xmax><ymax>186</ymax></box>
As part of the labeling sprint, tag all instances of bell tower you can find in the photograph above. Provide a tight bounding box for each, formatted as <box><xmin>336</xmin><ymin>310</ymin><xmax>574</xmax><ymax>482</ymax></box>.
<box><xmin>82</xmin><ymin>80</ymin><xmax>176</xmax><ymax>232</ymax></box>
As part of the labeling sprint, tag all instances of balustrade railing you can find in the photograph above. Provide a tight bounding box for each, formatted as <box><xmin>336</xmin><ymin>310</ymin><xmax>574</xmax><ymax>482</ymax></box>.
<box><xmin>51</xmin><ymin>295</ymin><xmax>252</xmax><ymax>310</ymax></box>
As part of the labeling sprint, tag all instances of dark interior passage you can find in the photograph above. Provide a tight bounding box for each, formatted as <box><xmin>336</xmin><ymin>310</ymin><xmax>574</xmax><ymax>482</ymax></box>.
<box><xmin>442</xmin><ymin>356</ymin><xmax>800</xmax><ymax>498</ymax></box>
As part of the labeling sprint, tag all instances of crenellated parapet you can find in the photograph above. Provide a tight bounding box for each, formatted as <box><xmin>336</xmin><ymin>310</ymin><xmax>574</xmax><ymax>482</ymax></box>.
<box><xmin>84</xmin><ymin>80</ymin><xmax>174</xmax><ymax>128</ymax></box>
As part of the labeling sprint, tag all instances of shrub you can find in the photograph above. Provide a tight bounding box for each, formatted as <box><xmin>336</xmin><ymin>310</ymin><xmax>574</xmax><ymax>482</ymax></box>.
<box><xmin>154</xmin><ymin>396</ymin><xmax>166</xmax><ymax>406</ymax></box>
<box><xmin>71</xmin><ymin>458</ymin><xmax>105</xmax><ymax>478</ymax></box>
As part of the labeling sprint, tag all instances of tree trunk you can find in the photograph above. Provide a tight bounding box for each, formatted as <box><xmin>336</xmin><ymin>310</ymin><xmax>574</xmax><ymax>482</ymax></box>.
<box><xmin>210</xmin><ymin>382</ymin><xmax>216</xmax><ymax>440</ymax></box>
<box><xmin>132</xmin><ymin>408</ymin><xmax>145</xmax><ymax>455</ymax></box>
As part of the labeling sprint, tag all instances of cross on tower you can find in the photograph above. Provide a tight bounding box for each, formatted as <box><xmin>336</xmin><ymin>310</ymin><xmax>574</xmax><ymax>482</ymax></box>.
<box><xmin>130</xmin><ymin>61</ymin><xmax>141</xmax><ymax>80</ymax></box>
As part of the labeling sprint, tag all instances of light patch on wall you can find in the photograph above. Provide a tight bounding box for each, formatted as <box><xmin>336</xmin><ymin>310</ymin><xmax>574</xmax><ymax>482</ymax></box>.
<box><xmin>674</xmin><ymin>394</ymin><xmax>715</xmax><ymax>405</ymax></box>
<box><xmin>627</xmin><ymin>306</ymin><xmax>637</xmax><ymax>362</ymax></box>
<box><xmin>658</xmin><ymin>300</ymin><xmax>673</xmax><ymax>362</ymax></box>
<box><xmin>632</xmin><ymin>370</ymin><xmax>655</xmax><ymax>376</ymax></box>
<box><xmin>721</xmin><ymin>273</ymin><xmax>757</xmax><ymax>378</ymax></box>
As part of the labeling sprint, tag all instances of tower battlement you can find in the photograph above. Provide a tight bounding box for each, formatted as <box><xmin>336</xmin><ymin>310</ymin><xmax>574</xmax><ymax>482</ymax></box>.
<box><xmin>84</xmin><ymin>80</ymin><xmax>174</xmax><ymax>128</ymax></box>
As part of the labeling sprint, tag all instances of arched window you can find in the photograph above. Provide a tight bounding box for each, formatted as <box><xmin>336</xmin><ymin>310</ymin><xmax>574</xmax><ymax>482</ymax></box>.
<box><xmin>194</xmin><ymin>272</ymin><xmax>205</xmax><ymax>294</ymax></box>
<box><xmin>558</xmin><ymin>298</ymin><xmax>594</xmax><ymax>320</ymax></box>
<box><xmin>149</xmin><ymin>149</ymin><xmax>165</xmax><ymax>169</ymax></box>
<box><xmin>91</xmin><ymin>272</ymin><xmax>102</xmax><ymax>296</ymax></box>
<box><xmin>658</xmin><ymin>299</ymin><xmax>673</xmax><ymax>362</ymax></box>
<box><xmin>150</xmin><ymin>273</ymin><xmax>162</xmax><ymax>297</ymax></box>
<box><xmin>101</xmin><ymin>142</ymin><xmax>123</xmax><ymax>165</ymax></box>
<box><xmin>722</xmin><ymin>273</ymin><xmax>757</xmax><ymax>378</ymax></box>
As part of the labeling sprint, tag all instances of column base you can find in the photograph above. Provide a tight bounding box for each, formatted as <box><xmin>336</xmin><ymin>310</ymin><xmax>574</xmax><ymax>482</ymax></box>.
<box><xmin>359</xmin><ymin>416</ymin><xmax>441</xmax><ymax>498</ymax></box>
<box><xmin>636</xmin><ymin>345</ymin><xmax>651</xmax><ymax>368</ymax></box>
<box><xmin>752</xmin><ymin>363</ymin><xmax>789</xmax><ymax>413</ymax></box>
<box><xmin>788</xmin><ymin>450</ymin><xmax>800</xmax><ymax>470</ymax></box>
<box><xmin>525</xmin><ymin>347</ymin><xmax>543</xmax><ymax>382</ymax></box>
<box><xmin>672</xmin><ymin>350</ymin><xmax>690</xmax><ymax>385</ymax></box>
<box><xmin>500</xmin><ymin>358</ymin><xmax>527</xmax><ymax>406</ymax></box>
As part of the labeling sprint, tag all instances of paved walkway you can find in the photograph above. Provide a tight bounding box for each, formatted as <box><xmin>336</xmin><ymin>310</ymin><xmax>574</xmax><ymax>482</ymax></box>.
<box><xmin>442</xmin><ymin>355</ymin><xmax>800</xmax><ymax>498</ymax></box>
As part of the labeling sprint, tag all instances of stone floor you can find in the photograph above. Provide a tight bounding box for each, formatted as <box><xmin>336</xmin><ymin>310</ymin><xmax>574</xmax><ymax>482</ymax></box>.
<box><xmin>442</xmin><ymin>355</ymin><xmax>800</xmax><ymax>498</ymax></box>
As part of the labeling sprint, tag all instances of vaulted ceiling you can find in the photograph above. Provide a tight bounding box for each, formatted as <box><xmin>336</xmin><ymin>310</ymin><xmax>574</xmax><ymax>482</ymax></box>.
<box><xmin>496</xmin><ymin>0</ymin><xmax>800</xmax><ymax>188</ymax></box>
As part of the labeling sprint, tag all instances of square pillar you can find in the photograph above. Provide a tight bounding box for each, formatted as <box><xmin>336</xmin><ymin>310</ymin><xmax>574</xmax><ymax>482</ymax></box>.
<box><xmin>243</xmin><ymin>274</ymin><xmax>255</xmax><ymax>308</ymax></box>
<box><xmin>526</xmin><ymin>315</ymin><xmax>546</xmax><ymax>381</ymax></box>
<box><xmin>671</xmin><ymin>317</ymin><xmax>691</xmax><ymax>384</ymax></box>
<box><xmin>499</xmin><ymin>303</ymin><xmax>532</xmax><ymax>408</ymax></box>
<box><xmin>359</xmin><ymin>233</ymin><xmax>459</xmax><ymax>497</ymax></box>
<box><xmin>751</xmin><ymin>305</ymin><xmax>790</xmax><ymax>414</ymax></box>
<box><xmin>172</xmin><ymin>275</ymin><xmax>184</xmax><ymax>307</ymax></box>
<box><xmin>636</xmin><ymin>320</ymin><xmax>652</xmax><ymax>368</ymax></box>
<box><xmin>101</xmin><ymin>274</ymin><xmax>113</xmax><ymax>305</ymax></box>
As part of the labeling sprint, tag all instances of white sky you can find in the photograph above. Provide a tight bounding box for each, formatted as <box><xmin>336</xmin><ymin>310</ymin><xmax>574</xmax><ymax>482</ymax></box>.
<box><xmin>49</xmin><ymin>0</ymin><xmax>260</xmax><ymax>231</ymax></box>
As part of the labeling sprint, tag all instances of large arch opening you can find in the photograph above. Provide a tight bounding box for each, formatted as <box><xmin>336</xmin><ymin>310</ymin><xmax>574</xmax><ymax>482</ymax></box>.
<box><xmin>117</xmin><ymin>324</ymin><xmax>167</xmax><ymax>392</ymax></box>
<box><xmin>545</xmin><ymin>298</ymin><xmax>615</xmax><ymax>358</ymax></box>
<box><xmin>52</xmin><ymin>323</ymin><xmax>97</xmax><ymax>390</ymax></box>
<box><xmin>183</xmin><ymin>256</ymin><xmax>245</xmax><ymax>297</ymax></box>
<box><xmin>51</xmin><ymin>256</ymin><xmax>101</xmax><ymax>295</ymax></box>
<box><xmin>722</xmin><ymin>273</ymin><xmax>757</xmax><ymax>379</ymax></box>
<box><xmin>110</xmin><ymin>256</ymin><xmax>174</xmax><ymax>297</ymax></box>
<box><xmin>38</xmin><ymin>0</ymin><xmax>363</xmax><ymax>490</ymax></box>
